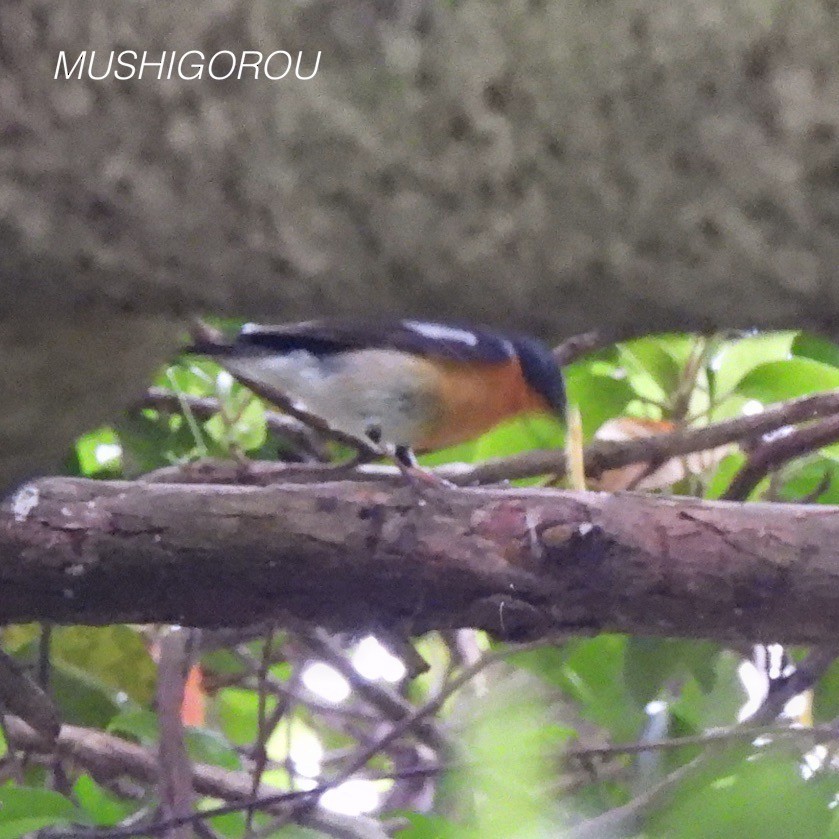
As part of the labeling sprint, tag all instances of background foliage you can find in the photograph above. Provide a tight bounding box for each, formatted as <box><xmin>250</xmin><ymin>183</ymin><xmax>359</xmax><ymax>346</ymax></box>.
<box><xmin>6</xmin><ymin>328</ymin><xmax>839</xmax><ymax>838</ymax></box>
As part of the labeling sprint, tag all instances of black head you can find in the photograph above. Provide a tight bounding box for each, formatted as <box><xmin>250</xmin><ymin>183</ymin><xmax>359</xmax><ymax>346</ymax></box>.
<box><xmin>511</xmin><ymin>336</ymin><xmax>567</xmax><ymax>416</ymax></box>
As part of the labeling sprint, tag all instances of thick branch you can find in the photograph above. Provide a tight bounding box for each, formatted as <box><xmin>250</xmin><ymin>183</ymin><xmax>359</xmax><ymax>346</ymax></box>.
<box><xmin>4</xmin><ymin>477</ymin><xmax>839</xmax><ymax>644</ymax></box>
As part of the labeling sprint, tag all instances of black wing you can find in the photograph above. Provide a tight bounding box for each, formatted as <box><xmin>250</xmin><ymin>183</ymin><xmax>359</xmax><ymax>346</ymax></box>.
<box><xmin>217</xmin><ymin>319</ymin><xmax>519</xmax><ymax>364</ymax></box>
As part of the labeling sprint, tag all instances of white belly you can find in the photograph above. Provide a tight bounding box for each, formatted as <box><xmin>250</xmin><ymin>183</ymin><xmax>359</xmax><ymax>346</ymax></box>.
<box><xmin>222</xmin><ymin>349</ymin><xmax>436</xmax><ymax>446</ymax></box>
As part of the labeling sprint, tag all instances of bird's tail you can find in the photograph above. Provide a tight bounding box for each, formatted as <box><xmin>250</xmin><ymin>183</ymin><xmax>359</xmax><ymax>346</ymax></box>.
<box><xmin>182</xmin><ymin>318</ymin><xmax>237</xmax><ymax>357</ymax></box>
<box><xmin>181</xmin><ymin>339</ymin><xmax>236</xmax><ymax>357</ymax></box>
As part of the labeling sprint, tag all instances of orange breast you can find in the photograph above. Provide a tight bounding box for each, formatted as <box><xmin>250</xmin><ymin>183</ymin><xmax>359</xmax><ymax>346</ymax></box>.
<box><xmin>415</xmin><ymin>358</ymin><xmax>552</xmax><ymax>451</ymax></box>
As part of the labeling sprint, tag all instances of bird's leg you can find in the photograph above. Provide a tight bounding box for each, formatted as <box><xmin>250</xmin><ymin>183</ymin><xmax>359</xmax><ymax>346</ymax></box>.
<box><xmin>364</xmin><ymin>425</ymin><xmax>453</xmax><ymax>491</ymax></box>
<box><xmin>394</xmin><ymin>444</ymin><xmax>415</xmax><ymax>466</ymax></box>
<box><xmin>393</xmin><ymin>445</ymin><xmax>455</xmax><ymax>490</ymax></box>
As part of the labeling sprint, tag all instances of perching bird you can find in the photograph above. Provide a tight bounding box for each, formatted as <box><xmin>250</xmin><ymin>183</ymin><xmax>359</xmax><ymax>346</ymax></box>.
<box><xmin>187</xmin><ymin>318</ymin><xmax>566</xmax><ymax>467</ymax></box>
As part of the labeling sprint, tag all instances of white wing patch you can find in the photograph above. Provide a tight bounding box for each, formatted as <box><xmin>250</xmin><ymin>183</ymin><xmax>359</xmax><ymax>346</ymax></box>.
<box><xmin>402</xmin><ymin>320</ymin><xmax>478</xmax><ymax>347</ymax></box>
<box><xmin>241</xmin><ymin>320</ymin><xmax>320</xmax><ymax>336</ymax></box>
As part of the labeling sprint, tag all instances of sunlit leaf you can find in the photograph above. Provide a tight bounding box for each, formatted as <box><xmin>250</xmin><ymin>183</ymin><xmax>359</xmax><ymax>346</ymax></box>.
<box><xmin>51</xmin><ymin>626</ymin><xmax>156</xmax><ymax>705</ymax></box>
<box><xmin>565</xmin><ymin>367</ymin><xmax>635</xmax><ymax>439</ymax></box>
<box><xmin>73</xmin><ymin>427</ymin><xmax>123</xmax><ymax>477</ymax></box>
<box><xmin>737</xmin><ymin>358</ymin><xmax>839</xmax><ymax>402</ymax></box>
<box><xmin>472</xmin><ymin>414</ymin><xmax>564</xmax><ymax>463</ymax></box>
<box><xmin>618</xmin><ymin>337</ymin><xmax>684</xmax><ymax>401</ymax></box>
<box><xmin>711</xmin><ymin>332</ymin><xmax>797</xmax><ymax>397</ymax></box>
<box><xmin>217</xmin><ymin>687</ymin><xmax>277</xmax><ymax>746</ymax></box>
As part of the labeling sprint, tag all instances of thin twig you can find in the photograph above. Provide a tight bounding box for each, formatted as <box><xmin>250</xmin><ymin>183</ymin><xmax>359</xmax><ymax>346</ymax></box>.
<box><xmin>564</xmin><ymin>645</ymin><xmax>838</xmax><ymax>839</ymax></box>
<box><xmin>245</xmin><ymin>629</ymin><xmax>276</xmax><ymax>837</ymax></box>
<box><xmin>723</xmin><ymin>414</ymin><xmax>839</xmax><ymax>501</ymax></box>
<box><xmin>462</xmin><ymin>389</ymin><xmax>839</xmax><ymax>485</ymax></box>
<box><xmin>552</xmin><ymin>331</ymin><xmax>606</xmax><ymax>367</ymax></box>
<box><xmin>142</xmin><ymin>390</ymin><xmax>839</xmax><ymax>488</ymax></box>
<box><xmin>565</xmin><ymin>722</ymin><xmax>834</xmax><ymax>761</ymax></box>
<box><xmin>137</xmin><ymin>388</ymin><xmax>330</xmax><ymax>462</ymax></box>
<box><xmin>77</xmin><ymin>640</ymin><xmax>551</xmax><ymax>839</ymax></box>
<box><xmin>295</xmin><ymin>627</ymin><xmax>447</xmax><ymax>752</ymax></box>
<box><xmin>273</xmin><ymin>639</ymin><xmax>553</xmax><ymax>830</ymax></box>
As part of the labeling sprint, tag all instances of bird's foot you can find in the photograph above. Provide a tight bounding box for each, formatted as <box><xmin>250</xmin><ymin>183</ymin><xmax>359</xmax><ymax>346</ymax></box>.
<box><xmin>392</xmin><ymin>445</ymin><xmax>456</xmax><ymax>495</ymax></box>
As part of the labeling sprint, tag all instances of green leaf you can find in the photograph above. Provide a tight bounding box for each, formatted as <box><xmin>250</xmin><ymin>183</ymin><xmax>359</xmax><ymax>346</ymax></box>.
<box><xmin>618</xmin><ymin>337</ymin><xmax>684</xmax><ymax>401</ymax></box>
<box><xmin>565</xmin><ymin>366</ymin><xmax>635</xmax><ymax>439</ymax></box>
<box><xmin>447</xmin><ymin>687</ymin><xmax>556</xmax><ymax>839</ymax></box>
<box><xmin>792</xmin><ymin>332</ymin><xmax>839</xmax><ymax>368</ymax></box>
<box><xmin>73</xmin><ymin>427</ymin><xmax>123</xmax><ymax>477</ymax></box>
<box><xmin>109</xmin><ymin>711</ymin><xmax>241</xmax><ymax>771</ymax></box>
<box><xmin>107</xmin><ymin>708</ymin><xmax>159</xmax><ymax>744</ymax></box>
<box><xmin>704</xmin><ymin>452</ymin><xmax>747</xmax><ymax>500</ymax></box>
<box><xmin>196</xmin><ymin>798</ymin><xmax>294</xmax><ymax>839</ymax></box>
<box><xmin>711</xmin><ymin>332</ymin><xmax>797</xmax><ymax>397</ymax></box>
<box><xmin>200</xmin><ymin>648</ymin><xmax>245</xmax><ymax>676</ymax></box>
<box><xmin>506</xmin><ymin>646</ymin><xmax>568</xmax><ymax>685</ymax></box>
<box><xmin>205</xmin><ymin>398</ymin><xmax>267</xmax><ymax>453</ymax></box>
<box><xmin>418</xmin><ymin>440</ymin><xmax>477</xmax><ymax>467</ymax></box>
<box><xmin>678</xmin><ymin>642</ymin><xmax>723</xmax><ymax>693</ymax></box>
<box><xmin>0</xmin><ymin>818</ymin><xmax>74</xmax><ymax>839</ymax></box>
<box><xmin>776</xmin><ymin>459</ymin><xmax>839</xmax><ymax>504</ymax></box>
<box><xmin>624</xmin><ymin>639</ymin><xmax>719</xmax><ymax>706</ymax></box>
<box><xmin>548</xmin><ymin>635</ymin><xmax>646</xmax><ymax>741</ymax></box>
<box><xmin>624</xmin><ymin>638</ymin><xmax>681</xmax><ymax>705</ymax></box>
<box><xmin>157</xmin><ymin>359</ymin><xmax>222</xmax><ymax>395</ymax></box>
<box><xmin>815</xmin><ymin>442</ymin><xmax>839</xmax><ymax>466</ymax></box>
<box><xmin>394</xmin><ymin>813</ymin><xmax>460</xmax><ymax>838</ymax></box>
<box><xmin>185</xmin><ymin>729</ymin><xmax>242</xmax><ymax>771</ymax></box>
<box><xmin>217</xmin><ymin>688</ymin><xmax>276</xmax><ymax>746</ymax></box>
<box><xmin>51</xmin><ymin>626</ymin><xmax>156</xmax><ymax>706</ymax></box>
<box><xmin>47</xmin><ymin>662</ymin><xmax>123</xmax><ymax>728</ymax></box>
<box><xmin>670</xmin><ymin>651</ymin><xmax>746</xmax><ymax>731</ymax></box>
<box><xmin>813</xmin><ymin>657</ymin><xmax>839</xmax><ymax>721</ymax></box>
<box><xmin>472</xmin><ymin>414</ymin><xmax>564</xmax><ymax>464</ymax></box>
<box><xmin>648</xmin><ymin>750</ymin><xmax>835</xmax><ymax>839</ymax></box>
<box><xmin>73</xmin><ymin>775</ymin><xmax>134</xmax><ymax>827</ymax></box>
<box><xmin>0</xmin><ymin>785</ymin><xmax>78</xmax><ymax>838</ymax></box>
<box><xmin>118</xmin><ymin>412</ymin><xmax>199</xmax><ymax>474</ymax></box>
<box><xmin>737</xmin><ymin>358</ymin><xmax>839</xmax><ymax>402</ymax></box>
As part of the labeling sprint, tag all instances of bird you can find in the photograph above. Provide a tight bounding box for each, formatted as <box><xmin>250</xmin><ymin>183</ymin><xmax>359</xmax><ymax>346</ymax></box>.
<box><xmin>187</xmin><ymin>318</ymin><xmax>566</xmax><ymax>471</ymax></box>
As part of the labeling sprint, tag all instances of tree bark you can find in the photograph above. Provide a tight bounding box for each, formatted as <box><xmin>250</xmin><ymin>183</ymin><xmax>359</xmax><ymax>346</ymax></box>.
<box><xmin>6</xmin><ymin>0</ymin><xmax>839</xmax><ymax>335</ymax></box>
<box><xmin>5</xmin><ymin>0</ymin><xmax>839</xmax><ymax>487</ymax></box>
<box><xmin>3</xmin><ymin>476</ymin><xmax>839</xmax><ymax>645</ymax></box>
